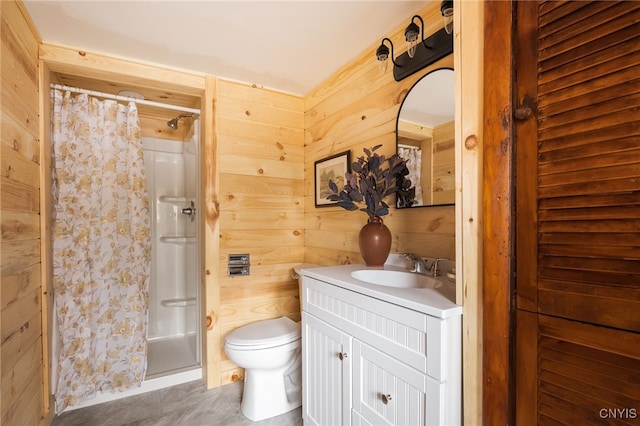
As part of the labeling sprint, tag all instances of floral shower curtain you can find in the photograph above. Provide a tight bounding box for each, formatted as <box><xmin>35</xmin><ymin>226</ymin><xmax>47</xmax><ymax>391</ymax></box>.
<box><xmin>51</xmin><ymin>89</ymin><xmax>151</xmax><ymax>412</ymax></box>
<box><xmin>398</xmin><ymin>145</ymin><xmax>423</xmax><ymax>206</ymax></box>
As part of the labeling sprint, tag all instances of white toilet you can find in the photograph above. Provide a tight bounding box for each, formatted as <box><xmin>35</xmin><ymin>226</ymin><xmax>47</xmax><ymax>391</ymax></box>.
<box><xmin>223</xmin><ymin>264</ymin><xmax>316</xmax><ymax>421</ymax></box>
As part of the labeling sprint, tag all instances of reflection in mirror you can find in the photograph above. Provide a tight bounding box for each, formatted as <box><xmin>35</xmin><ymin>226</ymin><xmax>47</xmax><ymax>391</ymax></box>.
<box><xmin>396</xmin><ymin>68</ymin><xmax>455</xmax><ymax>208</ymax></box>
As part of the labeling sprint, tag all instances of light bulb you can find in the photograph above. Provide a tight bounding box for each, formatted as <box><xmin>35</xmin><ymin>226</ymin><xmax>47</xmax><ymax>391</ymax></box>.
<box><xmin>379</xmin><ymin>58</ymin><xmax>388</xmax><ymax>73</ymax></box>
<box><xmin>443</xmin><ymin>8</ymin><xmax>454</xmax><ymax>34</ymax></box>
<box><xmin>441</xmin><ymin>1</ymin><xmax>454</xmax><ymax>35</ymax></box>
<box><xmin>407</xmin><ymin>40</ymin><xmax>417</xmax><ymax>58</ymax></box>
<box><xmin>376</xmin><ymin>42</ymin><xmax>390</xmax><ymax>73</ymax></box>
<box><xmin>405</xmin><ymin>23</ymin><xmax>419</xmax><ymax>59</ymax></box>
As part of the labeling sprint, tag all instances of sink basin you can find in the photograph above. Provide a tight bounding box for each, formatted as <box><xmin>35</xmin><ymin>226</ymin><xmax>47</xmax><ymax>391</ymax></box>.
<box><xmin>351</xmin><ymin>270</ymin><xmax>443</xmax><ymax>289</ymax></box>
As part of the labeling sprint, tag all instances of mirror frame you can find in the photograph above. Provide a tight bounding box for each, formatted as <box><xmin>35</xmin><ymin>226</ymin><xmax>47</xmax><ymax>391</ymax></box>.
<box><xmin>396</xmin><ymin>67</ymin><xmax>455</xmax><ymax>209</ymax></box>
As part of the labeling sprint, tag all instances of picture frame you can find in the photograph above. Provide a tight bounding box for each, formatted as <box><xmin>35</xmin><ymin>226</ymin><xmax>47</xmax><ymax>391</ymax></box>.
<box><xmin>314</xmin><ymin>150</ymin><xmax>351</xmax><ymax>207</ymax></box>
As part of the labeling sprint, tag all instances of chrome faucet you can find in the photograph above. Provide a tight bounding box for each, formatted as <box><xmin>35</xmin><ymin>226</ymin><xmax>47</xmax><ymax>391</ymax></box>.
<box><xmin>403</xmin><ymin>254</ymin><xmax>448</xmax><ymax>277</ymax></box>
<box><xmin>402</xmin><ymin>253</ymin><xmax>430</xmax><ymax>275</ymax></box>
<box><xmin>430</xmin><ymin>258</ymin><xmax>448</xmax><ymax>277</ymax></box>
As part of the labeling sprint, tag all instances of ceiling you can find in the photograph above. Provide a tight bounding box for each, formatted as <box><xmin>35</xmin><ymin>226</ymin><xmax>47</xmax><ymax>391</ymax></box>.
<box><xmin>23</xmin><ymin>0</ymin><xmax>428</xmax><ymax>96</ymax></box>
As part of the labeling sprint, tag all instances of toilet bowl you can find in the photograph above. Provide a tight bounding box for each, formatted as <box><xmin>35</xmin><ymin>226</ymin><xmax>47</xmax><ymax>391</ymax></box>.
<box><xmin>224</xmin><ymin>316</ymin><xmax>302</xmax><ymax>421</ymax></box>
<box><xmin>223</xmin><ymin>263</ymin><xmax>317</xmax><ymax>421</ymax></box>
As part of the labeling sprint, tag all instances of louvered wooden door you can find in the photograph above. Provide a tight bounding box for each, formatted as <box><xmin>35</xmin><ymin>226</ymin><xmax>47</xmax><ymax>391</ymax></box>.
<box><xmin>514</xmin><ymin>1</ymin><xmax>640</xmax><ymax>424</ymax></box>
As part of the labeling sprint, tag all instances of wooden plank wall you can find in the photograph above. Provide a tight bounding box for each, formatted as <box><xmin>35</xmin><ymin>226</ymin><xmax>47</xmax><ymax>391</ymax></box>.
<box><xmin>216</xmin><ymin>80</ymin><xmax>305</xmax><ymax>384</ymax></box>
<box><xmin>455</xmin><ymin>1</ymin><xmax>484</xmax><ymax>423</ymax></box>
<box><xmin>38</xmin><ymin>44</ymin><xmax>306</xmax><ymax>389</ymax></box>
<box><xmin>0</xmin><ymin>2</ymin><xmax>45</xmax><ymax>425</ymax></box>
<box><xmin>303</xmin><ymin>2</ymin><xmax>456</xmax><ymax>266</ymax></box>
<box><xmin>432</xmin><ymin>120</ymin><xmax>455</xmax><ymax>205</ymax></box>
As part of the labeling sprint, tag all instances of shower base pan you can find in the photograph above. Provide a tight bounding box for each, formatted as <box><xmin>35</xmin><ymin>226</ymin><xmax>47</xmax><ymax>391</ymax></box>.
<box><xmin>146</xmin><ymin>334</ymin><xmax>199</xmax><ymax>378</ymax></box>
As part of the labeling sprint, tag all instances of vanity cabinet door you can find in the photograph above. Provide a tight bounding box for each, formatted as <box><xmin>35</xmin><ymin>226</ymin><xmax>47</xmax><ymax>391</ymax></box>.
<box><xmin>352</xmin><ymin>340</ymin><xmax>444</xmax><ymax>426</ymax></box>
<box><xmin>303</xmin><ymin>312</ymin><xmax>352</xmax><ymax>426</ymax></box>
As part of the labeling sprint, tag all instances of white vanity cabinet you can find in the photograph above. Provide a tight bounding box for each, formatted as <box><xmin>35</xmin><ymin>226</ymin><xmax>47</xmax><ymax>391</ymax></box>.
<box><xmin>302</xmin><ymin>312</ymin><xmax>352</xmax><ymax>425</ymax></box>
<box><xmin>301</xmin><ymin>269</ymin><xmax>461</xmax><ymax>426</ymax></box>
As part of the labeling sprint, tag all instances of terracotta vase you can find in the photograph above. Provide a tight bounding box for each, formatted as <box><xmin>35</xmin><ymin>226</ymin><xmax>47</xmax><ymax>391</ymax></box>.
<box><xmin>359</xmin><ymin>216</ymin><xmax>392</xmax><ymax>267</ymax></box>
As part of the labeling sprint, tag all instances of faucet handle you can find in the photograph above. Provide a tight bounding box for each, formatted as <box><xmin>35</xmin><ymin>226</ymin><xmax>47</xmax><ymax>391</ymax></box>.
<box><xmin>430</xmin><ymin>258</ymin><xmax>448</xmax><ymax>276</ymax></box>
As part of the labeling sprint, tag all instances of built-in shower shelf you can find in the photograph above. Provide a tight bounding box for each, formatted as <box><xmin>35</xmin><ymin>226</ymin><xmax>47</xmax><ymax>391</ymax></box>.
<box><xmin>159</xmin><ymin>195</ymin><xmax>190</xmax><ymax>203</ymax></box>
<box><xmin>160</xmin><ymin>298</ymin><xmax>197</xmax><ymax>308</ymax></box>
<box><xmin>160</xmin><ymin>236</ymin><xmax>196</xmax><ymax>244</ymax></box>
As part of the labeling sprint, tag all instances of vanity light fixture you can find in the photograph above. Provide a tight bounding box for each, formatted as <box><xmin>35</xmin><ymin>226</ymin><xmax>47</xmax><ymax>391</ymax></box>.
<box><xmin>375</xmin><ymin>9</ymin><xmax>454</xmax><ymax>82</ymax></box>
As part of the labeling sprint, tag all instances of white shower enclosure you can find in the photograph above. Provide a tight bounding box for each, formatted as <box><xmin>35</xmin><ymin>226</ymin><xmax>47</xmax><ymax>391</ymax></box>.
<box><xmin>142</xmin><ymin>124</ymin><xmax>200</xmax><ymax>378</ymax></box>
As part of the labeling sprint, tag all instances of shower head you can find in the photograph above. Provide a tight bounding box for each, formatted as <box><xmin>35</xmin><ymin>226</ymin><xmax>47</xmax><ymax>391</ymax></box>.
<box><xmin>167</xmin><ymin>117</ymin><xmax>179</xmax><ymax>130</ymax></box>
<box><xmin>167</xmin><ymin>113</ymin><xmax>194</xmax><ymax>130</ymax></box>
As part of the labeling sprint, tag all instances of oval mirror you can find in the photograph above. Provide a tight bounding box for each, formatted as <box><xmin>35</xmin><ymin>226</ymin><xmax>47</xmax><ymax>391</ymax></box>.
<box><xmin>396</xmin><ymin>68</ymin><xmax>455</xmax><ymax>208</ymax></box>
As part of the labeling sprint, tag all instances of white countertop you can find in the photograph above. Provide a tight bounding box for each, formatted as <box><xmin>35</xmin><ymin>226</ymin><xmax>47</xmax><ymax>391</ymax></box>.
<box><xmin>300</xmin><ymin>262</ymin><xmax>462</xmax><ymax>319</ymax></box>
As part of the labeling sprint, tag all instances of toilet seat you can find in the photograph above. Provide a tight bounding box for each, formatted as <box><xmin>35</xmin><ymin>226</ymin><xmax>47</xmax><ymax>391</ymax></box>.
<box><xmin>225</xmin><ymin>316</ymin><xmax>301</xmax><ymax>350</ymax></box>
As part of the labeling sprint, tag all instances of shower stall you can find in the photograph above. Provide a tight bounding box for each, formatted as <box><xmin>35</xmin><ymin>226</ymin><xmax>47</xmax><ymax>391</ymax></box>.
<box><xmin>142</xmin><ymin>120</ymin><xmax>201</xmax><ymax>379</ymax></box>
<box><xmin>51</xmin><ymin>84</ymin><xmax>202</xmax><ymax>410</ymax></box>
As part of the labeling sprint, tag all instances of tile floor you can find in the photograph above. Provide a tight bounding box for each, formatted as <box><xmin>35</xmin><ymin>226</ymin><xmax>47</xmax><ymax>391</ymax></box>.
<box><xmin>51</xmin><ymin>380</ymin><xmax>303</xmax><ymax>426</ymax></box>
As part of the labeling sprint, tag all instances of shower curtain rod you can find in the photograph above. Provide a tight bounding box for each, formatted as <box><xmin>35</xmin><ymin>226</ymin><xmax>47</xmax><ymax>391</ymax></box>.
<box><xmin>50</xmin><ymin>84</ymin><xmax>201</xmax><ymax>115</ymax></box>
<box><xmin>398</xmin><ymin>143</ymin><xmax>421</xmax><ymax>149</ymax></box>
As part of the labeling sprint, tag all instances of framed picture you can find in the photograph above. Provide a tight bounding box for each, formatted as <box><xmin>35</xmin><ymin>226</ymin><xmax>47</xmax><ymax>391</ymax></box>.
<box><xmin>314</xmin><ymin>150</ymin><xmax>351</xmax><ymax>207</ymax></box>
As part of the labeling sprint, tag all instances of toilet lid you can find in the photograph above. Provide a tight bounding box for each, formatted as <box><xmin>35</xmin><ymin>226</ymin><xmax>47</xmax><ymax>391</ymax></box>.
<box><xmin>225</xmin><ymin>316</ymin><xmax>301</xmax><ymax>348</ymax></box>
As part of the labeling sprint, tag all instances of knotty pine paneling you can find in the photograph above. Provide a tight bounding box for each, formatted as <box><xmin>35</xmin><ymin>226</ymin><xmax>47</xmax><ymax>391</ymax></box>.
<box><xmin>40</xmin><ymin>43</ymin><xmax>204</xmax><ymax>97</ymax></box>
<box><xmin>217</xmin><ymin>79</ymin><xmax>305</xmax><ymax>384</ymax></box>
<box><xmin>303</xmin><ymin>1</ymin><xmax>455</xmax><ymax>266</ymax></box>
<box><xmin>138</xmin><ymin>114</ymin><xmax>188</xmax><ymax>141</ymax></box>
<box><xmin>432</xmin><ymin>120</ymin><xmax>455</xmax><ymax>205</ymax></box>
<box><xmin>0</xmin><ymin>2</ymin><xmax>44</xmax><ymax>424</ymax></box>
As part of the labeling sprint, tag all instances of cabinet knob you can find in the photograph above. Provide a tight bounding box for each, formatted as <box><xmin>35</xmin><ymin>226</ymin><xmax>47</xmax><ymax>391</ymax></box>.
<box><xmin>381</xmin><ymin>394</ymin><xmax>392</xmax><ymax>405</ymax></box>
<box><xmin>338</xmin><ymin>352</ymin><xmax>348</xmax><ymax>361</ymax></box>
